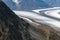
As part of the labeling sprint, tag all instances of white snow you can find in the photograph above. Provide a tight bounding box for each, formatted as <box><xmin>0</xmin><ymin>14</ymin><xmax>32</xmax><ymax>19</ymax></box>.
<box><xmin>45</xmin><ymin>10</ymin><xmax>60</xmax><ymax>19</ymax></box>
<box><xmin>13</xmin><ymin>10</ymin><xmax>60</xmax><ymax>31</ymax></box>
<box><xmin>32</xmin><ymin>7</ymin><xmax>60</xmax><ymax>13</ymax></box>
<box><xmin>12</xmin><ymin>0</ymin><xmax>19</xmax><ymax>4</ymax></box>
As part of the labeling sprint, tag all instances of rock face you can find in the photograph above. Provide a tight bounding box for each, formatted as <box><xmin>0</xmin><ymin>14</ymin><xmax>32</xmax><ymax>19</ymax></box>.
<box><xmin>0</xmin><ymin>0</ymin><xmax>60</xmax><ymax>40</ymax></box>
<box><xmin>0</xmin><ymin>1</ymin><xmax>32</xmax><ymax>40</ymax></box>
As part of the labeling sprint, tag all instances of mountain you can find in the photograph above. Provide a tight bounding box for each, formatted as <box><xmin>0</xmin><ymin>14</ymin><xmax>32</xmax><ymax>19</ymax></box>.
<box><xmin>43</xmin><ymin>0</ymin><xmax>60</xmax><ymax>7</ymax></box>
<box><xmin>19</xmin><ymin>0</ymin><xmax>51</xmax><ymax>11</ymax></box>
<box><xmin>2</xmin><ymin>0</ymin><xmax>60</xmax><ymax>11</ymax></box>
<box><xmin>2</xmin><ymin>0</ymin><xmax>51</xmax><ymax>11</ymax></box>
<box><xmin>2</xmin><ymin>0</ymin><xmax>16</xmax><ymax>10</ymax></box>
<box><xmin>0</xmin><ymin>1</ymin><xmax>60</xmax><ymax>40</ymax></box>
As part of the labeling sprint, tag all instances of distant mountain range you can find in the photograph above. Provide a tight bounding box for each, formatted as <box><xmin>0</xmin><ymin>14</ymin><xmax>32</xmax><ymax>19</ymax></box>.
<box><xmin>2</xmin><ymin>0</ymin><xmax>60</xmax><ymax>11</ymax></box>
<box><xmin>43</xmin><ymin>0</ymin><xmax>60</xmax><ymax>7</ymax></box>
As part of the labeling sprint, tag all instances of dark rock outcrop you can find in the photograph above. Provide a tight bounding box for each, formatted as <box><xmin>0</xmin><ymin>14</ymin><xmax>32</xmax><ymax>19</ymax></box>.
<box><xmin>0</xmin><ymin>1</ymin><xmax>32</xmax><ymax>40</ymax></box>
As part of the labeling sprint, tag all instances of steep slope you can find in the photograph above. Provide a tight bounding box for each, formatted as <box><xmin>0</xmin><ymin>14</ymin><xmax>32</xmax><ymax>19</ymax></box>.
<box><xmin>0</xmin><ymin>1</ymin><xmax>32</xmax><ymax>40</ymax></box>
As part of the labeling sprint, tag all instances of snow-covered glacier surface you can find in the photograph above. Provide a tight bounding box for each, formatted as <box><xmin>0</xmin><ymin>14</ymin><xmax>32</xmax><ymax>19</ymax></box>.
<box><xmin>13</xmin><ymin>9</ymin><xmax>60</xmax><ymax>31</ymax></box>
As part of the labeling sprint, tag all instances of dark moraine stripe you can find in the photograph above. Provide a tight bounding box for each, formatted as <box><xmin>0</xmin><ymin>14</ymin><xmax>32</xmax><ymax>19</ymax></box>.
<box><xmin>0</xmin><ymin>0</ymin><xmax>32</xmax><ymax>40</ymax></box>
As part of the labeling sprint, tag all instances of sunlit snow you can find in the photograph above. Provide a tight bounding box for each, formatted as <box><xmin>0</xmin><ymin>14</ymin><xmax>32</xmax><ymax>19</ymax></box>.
<box><xmin>13</xmin><ymin>10</ymin><xmax>60</xmax><ymax>31</ymax></box>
